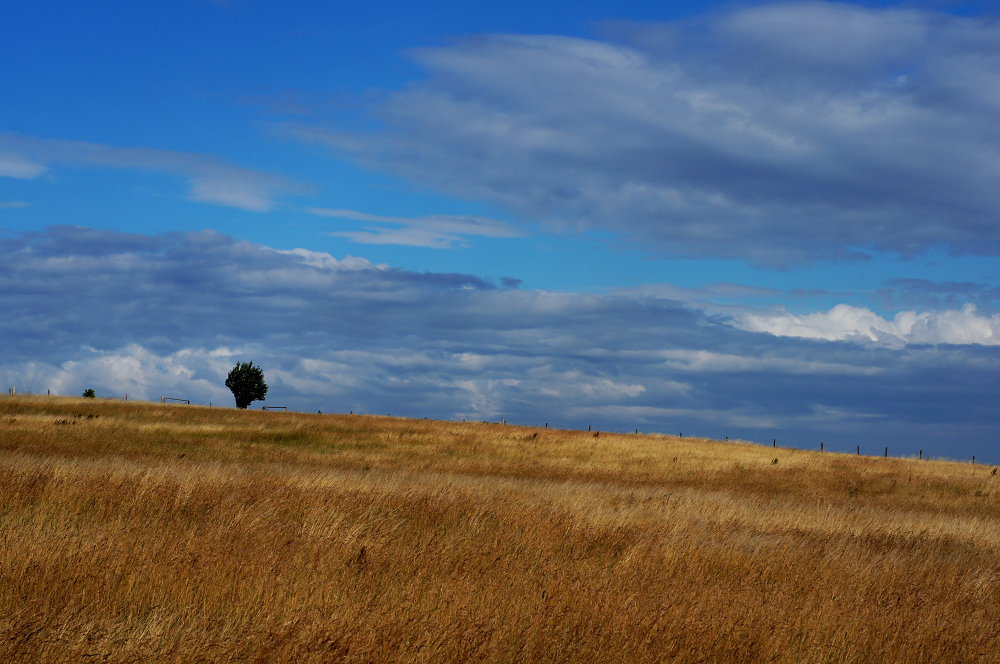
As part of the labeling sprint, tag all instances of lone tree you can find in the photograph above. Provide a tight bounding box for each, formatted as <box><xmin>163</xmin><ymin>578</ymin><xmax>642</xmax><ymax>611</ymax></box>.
<box><xmin>225</xmin><ymin>361</ymin><xmax>268</xmax><ymax>409</ymax></box>
<box><xmin>82</xmin><ymin>389</ymin><xmax>96</xmax><ymax>398</ymax></box>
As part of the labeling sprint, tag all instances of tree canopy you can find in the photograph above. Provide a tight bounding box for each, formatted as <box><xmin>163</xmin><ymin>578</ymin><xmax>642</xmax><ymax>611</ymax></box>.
<box><xmin>225</xmin><ymin>362</ymin><xmax>268</xmax><ymax>409</ymax></box>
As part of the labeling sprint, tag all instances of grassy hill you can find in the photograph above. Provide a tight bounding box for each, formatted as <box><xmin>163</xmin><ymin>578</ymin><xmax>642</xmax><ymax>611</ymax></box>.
<box><xmin>1</xmin><ymin>395</ymin><xmax>998</xmax><ymax>663</ymax></box>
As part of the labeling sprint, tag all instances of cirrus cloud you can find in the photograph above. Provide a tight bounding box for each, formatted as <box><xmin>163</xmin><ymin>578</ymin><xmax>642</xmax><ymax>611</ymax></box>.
<box><xmin>306</xmin><ymin>207</ymin><xmax>524</xmax><ymax>248</ymax></box>
<box><xmin>0</xmin><ymin>133</ymin><xmax>302</xmax><ymax>212</ymax></box>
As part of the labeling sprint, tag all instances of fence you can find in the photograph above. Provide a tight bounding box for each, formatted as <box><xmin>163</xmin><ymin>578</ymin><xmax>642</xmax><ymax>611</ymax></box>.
<box><xmin>161</xmin><ymin>397</ymin><xmax>190</xmax><ymax>405</ymax></box>
<box><xmin>262</xmin><ymin>406</ymin><xmax>287</xmax><ymax>412</ymax></box>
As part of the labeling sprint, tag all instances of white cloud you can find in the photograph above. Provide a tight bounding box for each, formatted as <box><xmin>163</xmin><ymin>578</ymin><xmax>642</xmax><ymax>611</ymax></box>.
<box><xmin>653</xmin><ymin>348</ymin><xmax>882</xmax><ymax>375</ymax></box>
<box><xmin>307</xmin><ymin>207</ymin><xmax>524</xmax><ymax>249</ymax></box>
<box><xmin>271</xmin><ymin>247</ymin><xmax>381</xmax><ymax>271</ymax></box>
<box><xmin>1</xmin><ymin>344</ymin><xmax>237</xmax><ymax>403</ymax></box>
<box><xmin>0</xmin><ymin>133</ymin><xmax>299</xmax><ymax>212</ymax></box>
<box><xmin>736</xmin><ymin>303</ymin><xmax>1000</xmax><ymax>347</ymax></box>
<box><xmin>287</xmin><ymin>3</ymin><xmax>1000</xmax><ymax>264</ymax></box>
<box><xmin>0</xmin><ymin>153</ymin><xmax>48</xmax><ymax>179</ymax></box>
<box><xmin>714</xmin><ymin>2</ymin><xmax>930</xmax><ymax>70</ymax></box>
<box><xmin>0</xmin><ymin>200</ymin><xmax>31</xmax><ymax>209</ymax></box>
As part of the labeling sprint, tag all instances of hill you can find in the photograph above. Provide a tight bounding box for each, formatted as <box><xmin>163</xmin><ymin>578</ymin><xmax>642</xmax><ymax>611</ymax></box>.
<box><xmin>1</xmin><ymin>396</ymin><xmax>998</xmax><ymax>663</ymax></box>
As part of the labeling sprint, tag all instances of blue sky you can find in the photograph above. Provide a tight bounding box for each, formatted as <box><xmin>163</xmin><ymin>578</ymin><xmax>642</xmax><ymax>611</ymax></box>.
<box><xmin>2</xmin><ymin>0</ymin><xmax>999</xmax><ymax>461</ymax></box>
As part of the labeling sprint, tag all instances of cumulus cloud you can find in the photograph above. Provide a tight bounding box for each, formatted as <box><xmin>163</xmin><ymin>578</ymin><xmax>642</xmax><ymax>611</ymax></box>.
<box><xmin>2</xmin><ymin>345</ymin><xmax>238</xmax><ymax>403</ymax></box>
<box><xmin>0</xmin><ymin>133</ymin><xmax>300</xmax><ymax>211</ymax></box>
<box><xmin>307</xmin><ymin>207</ymin><xmax>524</xmax><ymax>248</ymax></box>
<box><xmin>737</xmin><ymin>303</ymin><xmax>1000</xmax><ymax>347</ymax></box>
<box><xmin>284</xmin><ymin>2</ymin><xmax>1000</xmax><ymax>265</ymax></box>
<box><xmin>2</xmin><ymin>226</ymin><xmax>999</xmax><ymax>460</ymax></box>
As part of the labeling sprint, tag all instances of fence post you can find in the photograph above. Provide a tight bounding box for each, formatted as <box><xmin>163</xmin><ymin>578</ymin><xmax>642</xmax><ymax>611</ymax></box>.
<box><xmin>857</xmin><ymin>445</ymin><xmax>859</xmax><ymax>455</ymax></box>
<box><xmin>821</xmin><ymin>442</ymin><xmax>824</xmax><ymax>452</ymax></box>
<box><xmin>920</xmin><ymin>450</ymin><xmax>922</xmax><ymax>460</ymax></box>
<box><xmin>162</xmin><ymin>396</ymin><xmax>165</xmax><ymax>404</ymax></box>
<box><xmin>885</xmin><ymin>447</ymin><xmax>888</xmax><ymax>458</ymax></box>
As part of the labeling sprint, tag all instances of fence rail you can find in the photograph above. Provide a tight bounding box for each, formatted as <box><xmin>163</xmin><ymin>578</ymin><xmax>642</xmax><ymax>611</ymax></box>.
<box><xmin>262</xmin><ymin>406</ymin><xmax>287</xmax><ymax>411</ymax></box>
<box><xmin>161</xmin><ymin>397</ymin><xmax>190</xmax><ymax>405</ymax></box>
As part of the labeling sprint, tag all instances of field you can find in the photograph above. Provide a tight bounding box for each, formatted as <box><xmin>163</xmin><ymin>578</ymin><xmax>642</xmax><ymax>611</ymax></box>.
<box><xmin>1</xmin><ymin>395</ymin><xmax>998</xmax><ymax>663</ymax></box>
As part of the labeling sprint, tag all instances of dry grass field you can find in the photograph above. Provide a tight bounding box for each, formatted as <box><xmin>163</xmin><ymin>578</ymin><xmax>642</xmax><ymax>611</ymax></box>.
<box><xmin>1</xmin><ymin>395</ymin><xmax>998</xmax><ymax>663</ymax></box>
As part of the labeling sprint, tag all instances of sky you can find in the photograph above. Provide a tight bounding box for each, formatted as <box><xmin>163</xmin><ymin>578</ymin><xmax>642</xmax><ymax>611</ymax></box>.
<box><xmin>2</xmin><ymin>0</ymin><xmax>999</xmax><ymax>462</ymax></box>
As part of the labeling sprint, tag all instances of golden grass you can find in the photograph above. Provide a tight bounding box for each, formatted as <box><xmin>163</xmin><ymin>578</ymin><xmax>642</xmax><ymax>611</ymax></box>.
<box><xmin>1</xmin><ymin>395</ymin><xmax>998</xmax><ymax>663</ymax></box>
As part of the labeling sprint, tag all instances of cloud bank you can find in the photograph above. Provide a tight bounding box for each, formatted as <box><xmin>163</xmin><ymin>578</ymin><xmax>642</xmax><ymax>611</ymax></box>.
<box><xmin>2</xmin><ymin>226</ymin><xmax>999</xmax><ymax>461</ymax></box>
<box><xmin>286</xmin><ymin>2</ymin><xmax>1000</xmax><ymax>265</ymax></box>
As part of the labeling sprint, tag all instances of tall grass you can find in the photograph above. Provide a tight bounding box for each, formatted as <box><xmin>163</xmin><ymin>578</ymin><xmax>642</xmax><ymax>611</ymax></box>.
<box><xmin>1</xmin><ymin>395</ymin><xmax>998</xmax><ymax>662</ymax></box>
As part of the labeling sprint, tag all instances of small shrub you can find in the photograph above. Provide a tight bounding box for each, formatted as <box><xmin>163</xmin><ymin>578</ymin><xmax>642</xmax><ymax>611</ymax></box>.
<box><xmin>82</xmin><ymin>389</ymin><xmax>96</xmax><ymax>398</ymax></box>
